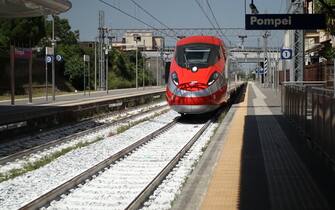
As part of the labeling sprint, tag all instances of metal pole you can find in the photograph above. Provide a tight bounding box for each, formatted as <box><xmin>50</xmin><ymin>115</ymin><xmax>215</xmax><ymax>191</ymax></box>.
<box><xmin>275</xmin><ymin>53</ymin><xmax>279</xmax><ymax>94</ymax></box>
<box><xmin>28</xmin><ymin>49</ymin><xmax>32</xmax><ymax>103</ymax></box>
<box><xmin>45</xmin><ymin>54</ymin><xmax>48</xmax><ymax>101</ymax></box>
<box><xmin>257</xmin><ymin>37</ymin><xmax>260</xmax><ymax>83</ymax></box>
<box><xmin>52</xmin><ymin>15</ymin><xmax>55</xmax><ymax>102</ymax></box>
<box><xmin>88</xmin><ymin>59</ymin><xmax>91</xmax><ymax>96</ymax></box>
<box><xmin>225</xmin><ymin>49</ymin><xmax>229</xmax><ymax>87</ymax></box>
<box><xmin>84</xmin><ymin>59</ymin><xmax>86</xmax><ymax>96</ymax></box>
<box><xmin>100</xmin><ymin>32</ymin><xmax>104</xmax><ymax>90</ymax></box>
<box><xmin>10</xmin><ymin>45</ymin><xmax>15</xmax><ymax>105</ymax></box>
<box><xmin>333</xmin><ymin>58</ymin><xmax>335</xmax><ymax>97</ymax></box>
<box><xmin>263</xmin><ymin>31</ymin><xmax>269</xmax><ymax>86</ymax></box>
<box><xmin>100</xmin><ymin>38</ymin><xmax>102</xmax><ymax>90</ymax></box>
<box><xmin>283</xmin><ymin>51</ymin><xmax>286</xmax><ymax>83</ymax></box>
<box><xmin>160</xmin><ymin>47</ymin><xmax>163</xmax><ymax>85</ymax></box>
<box><xmin>94</xmin><ymin>39</ymin><xmax>97</xmax><ymax>91</ymax></box>
<box><xmin>270</xmin><ymin>49</ymin><xmax>274</xmax><ymax>89</ymax></box>
<box><xmin>143</xmin><ymin>56</ymin><xmax>145</xmax><ymax>89</ymax></box>
<box><xmin>143</xmin><ymin>40</ymin><xmax>145</xmax><ymax>89</ymax></box>
<box><xmin>106</xmin><ymin>49</ymin><xmax>109</xmax><ymax>94</ymax></box>
<box><xmin>156</xmin><ymin>51</ymin><xmax>159</xmax><ymax>86</ymax></box>
<box><xmin>136</xmin><ymin>42</ymin><xmax>138</xmax><ymax>89</ymax></box>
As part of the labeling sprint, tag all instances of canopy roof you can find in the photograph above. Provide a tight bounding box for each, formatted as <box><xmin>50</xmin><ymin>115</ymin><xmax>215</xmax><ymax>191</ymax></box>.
<box><xmin>0</xmin><ymin>0</ymin><xmax>71</xmax><ymax>17</ymax></box>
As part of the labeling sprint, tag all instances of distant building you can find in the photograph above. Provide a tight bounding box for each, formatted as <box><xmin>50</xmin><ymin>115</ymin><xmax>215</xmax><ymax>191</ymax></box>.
<box><xmin>120</xmin><ymin>32</ymin><xmax>165</xmax><ymax>51</ymax></box>
<box><xmin>79</xmin><ymin>41</ymin><xmax>96</xmax><ymax>50</ymax></box>
<box><xmin>303</xmin><ymin>0</ymin><xmax>333</xmax><ymax>64</ymax></box>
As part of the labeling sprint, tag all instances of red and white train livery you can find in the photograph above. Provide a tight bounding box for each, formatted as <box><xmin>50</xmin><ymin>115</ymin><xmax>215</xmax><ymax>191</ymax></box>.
<box><xmin>166</xmin><ymin>35</ymin><xmax>228</xmax><ymax>114</ymax></box>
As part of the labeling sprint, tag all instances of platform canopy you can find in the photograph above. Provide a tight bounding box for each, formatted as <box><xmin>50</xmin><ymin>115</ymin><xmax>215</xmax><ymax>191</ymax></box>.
<box><xmin>0</xmin><ymin>0</ymin><xmax>72</xmax><ymax>17</ymax></box>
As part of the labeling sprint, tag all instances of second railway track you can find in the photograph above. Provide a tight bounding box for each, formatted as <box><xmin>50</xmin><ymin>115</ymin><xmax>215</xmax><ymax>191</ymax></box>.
<box><xmin>0</xmin><ymin>103</ymin><xmax>169</xmax><ymax>171</ymax></box>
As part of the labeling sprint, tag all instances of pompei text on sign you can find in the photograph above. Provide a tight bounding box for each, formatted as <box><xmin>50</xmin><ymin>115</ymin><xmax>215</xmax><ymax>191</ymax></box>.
<box><xmin>245</xmin><ymin>14</ymin><xmax>326</xmax><ymax>30</ymax></box>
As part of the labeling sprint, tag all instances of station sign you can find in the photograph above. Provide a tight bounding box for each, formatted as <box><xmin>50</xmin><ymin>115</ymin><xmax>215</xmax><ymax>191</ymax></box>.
<box><xmin>255</xmin><ymin>67</ymin><xmax>264</xmax><ymax>74</ymax></box>
<box><xmin>46</xmin><ymin>55</ymin><xmax>53</xmax><ymax>63</ymax></box>
<box><xmin>45</xmin><ymin>47</ymin><xmax>54</xmax><ymax>55</ymax></box>
<box><xmin>46</xmin><ymin>55</ymin><xmax>63</xmax><ymax>63</ymax></box>
<box><xmin>14</xmin><ymin>48</ymin><xmax>32</xmax><ymax>59</ymax></box>
<box><xmin>281</xmin><ymin>49</ymin><xmax>292</xmax><ymax>60</ymax></box>
<box><xmin>56</xmin><ymin>55</ymin><xmax>63</xmax><ymax>62</ymax></box>
<box><xmin>245</xmin><ymin>14</ymin><xmax>326</xmax><ymax>30</ymax></box>
<box><xmin>83</xmin><ymin>54</ymin><xmax>90</xmax><ymax>62</ymax></box>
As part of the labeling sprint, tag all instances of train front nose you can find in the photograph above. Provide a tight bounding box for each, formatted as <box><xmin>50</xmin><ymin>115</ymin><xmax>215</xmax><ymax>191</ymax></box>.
<box><xmin>166</xmin><ymin>82</ymin><xmax>219</xmax><ymax>114</ymax></box>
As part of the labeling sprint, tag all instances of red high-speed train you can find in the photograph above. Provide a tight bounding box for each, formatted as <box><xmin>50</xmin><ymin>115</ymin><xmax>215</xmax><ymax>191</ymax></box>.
<box><xmin>166</xmin><ymin>35</ymin><xmax>228</xmax><ymax>114</ymax></box>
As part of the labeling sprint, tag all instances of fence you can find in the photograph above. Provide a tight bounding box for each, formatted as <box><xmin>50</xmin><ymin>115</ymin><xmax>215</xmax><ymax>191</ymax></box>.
<box><xmin>282</xmin><ymin>83</ymin><xmax>335</xmax><ymax>164</ymax></box>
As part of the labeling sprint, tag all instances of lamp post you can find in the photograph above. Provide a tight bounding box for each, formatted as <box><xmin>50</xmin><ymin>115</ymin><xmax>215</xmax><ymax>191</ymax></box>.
<box><xmin>84</xmin><ymin>54</ymin><xmax>90</xmax><ymax>96</ymax></box>
<box><xmin>45</xmin><ymin>50</ymin><xmax>48</xmax><ymax>101</ymax></box>
<box><xmin>156</xmin><ymin>48</ymin><xmax>159</xmax><ymax>86</ymax></box>
<box><xmin>51</xmin><ymin>15</ymin><xmax>56</xmax><ymax>102</ymax></box>
<box><xmin>94</xmin><ymin>37</ymin><xmax>97</xmax><ymax>91</ymax></box>
<box><xmin>333</xmin><ymin>58</ymin><xmax>335</xmax><ymax>97</ymax></box>
<box><xmin>263</xmin><ymin>31</ymin><xmax>270</xmax><ymax>87</ymax></box>
<box><xmin>84</xmin><ymin>56</ymin><xmax>86</xmax><ymax>96</ymax></box>
<box><xmin>133</xmin><ymin>34</ymin><xmax>141</xmax><ymax>89</ymax></box>
<box><xmin>105</xmin><ymin>46</ymin><xmax>109</xmax><ymax>94</ymax></box>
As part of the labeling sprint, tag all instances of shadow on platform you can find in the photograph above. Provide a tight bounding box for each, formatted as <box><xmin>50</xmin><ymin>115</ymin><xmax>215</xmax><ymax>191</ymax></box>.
<box><xmin>238</xmin><ymin>114</ymin><xmax>335</xmax><ymax>210</ymax></box>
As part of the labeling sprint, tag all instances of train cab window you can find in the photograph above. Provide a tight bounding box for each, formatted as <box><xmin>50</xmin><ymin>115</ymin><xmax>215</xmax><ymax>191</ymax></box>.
<box><xmin>175</xmin><ymin>43</ymin><xmax>220</xmax><ymax>69</ymax></box>
<box><xmin>185</xmin><ymin>48</ymin><xmax>210</xmax><ymax>64</ymax></box>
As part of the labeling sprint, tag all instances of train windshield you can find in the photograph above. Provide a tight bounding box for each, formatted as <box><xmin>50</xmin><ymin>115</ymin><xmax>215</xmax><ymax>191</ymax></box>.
<box><xmin>175</xmin><ymin>43</ymin><xmax>220</xmax><ymax>68</ymax></box>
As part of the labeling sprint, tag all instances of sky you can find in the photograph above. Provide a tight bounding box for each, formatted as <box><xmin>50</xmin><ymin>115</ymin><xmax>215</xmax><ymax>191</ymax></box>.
<box><xmin>61</xmin><ymin>0</ymin><xmax>287</xmax><ymax>47</ymax></box>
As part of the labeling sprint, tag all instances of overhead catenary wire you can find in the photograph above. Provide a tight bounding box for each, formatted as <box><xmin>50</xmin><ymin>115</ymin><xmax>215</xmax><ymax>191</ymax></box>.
<box><xmin>194</xmin><ymin>0</ymin><xmax>221</xmax><ymax>38</ymax></box>
<box><xmin>98</xmin><ymin>0</ymin><xmax>177</xmax><ymax>40</ymax></box>
<box><xmin>205</xmin><ymin>0</ymin><xmax>232</xmax><ymax>45</ymax></box>
<box><xmin>129</xmin><ymin>0</ymin><xmax>178</xmax><ymax>37</ymax></box>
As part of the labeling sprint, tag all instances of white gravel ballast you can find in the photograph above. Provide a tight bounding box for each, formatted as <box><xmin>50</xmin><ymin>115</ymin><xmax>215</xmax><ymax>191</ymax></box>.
<box><xmin>0</xmin><ymin>110</ymin><xmax>178</xmax><ymax>209</ymax></box>
<box><xmin>0</xmin><ymin>102</ymin><xmax>168</xmax><ymax>174</ymax></box>
<box><xmin>45</xmin><ymin>121</ymin><xmax>208</xmax><ymax>210</ymax></box>
<box><xmin>140</xmin><ymin>122</ymin><xmax>218</xmax><ymax>210</ymax></box>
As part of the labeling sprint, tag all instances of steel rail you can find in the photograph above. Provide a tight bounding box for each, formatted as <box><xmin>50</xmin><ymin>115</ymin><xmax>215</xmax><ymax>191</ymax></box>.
<box><xmin>19</xmin><ymin>117</ymin><xmax>179</xmax><ymax>210</ymax></box>
<box><xmin>126</xmin><ymin>108</ymin><xmax>222</xmax><ymax>210</ymax></box>
<box><xmin>126</xmin><ymin>83</ymin><xmax>246</xmax><ymax>209</ymax></box>
<box><xmin>0</xmin><ymin>104</ymin><xmax>169</xmax><ymax>166</ymax></box>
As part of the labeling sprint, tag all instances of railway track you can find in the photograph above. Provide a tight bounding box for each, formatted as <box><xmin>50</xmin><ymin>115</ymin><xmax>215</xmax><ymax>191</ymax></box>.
<box><xmin>19</xmin><ymin>110</ymin><xmax>220</xmax><ymax>210</ymax></box>
<box><xmin>0</xmin><ymin>103</ymin><xmax>168</xmax><ymax>167</ymax></box>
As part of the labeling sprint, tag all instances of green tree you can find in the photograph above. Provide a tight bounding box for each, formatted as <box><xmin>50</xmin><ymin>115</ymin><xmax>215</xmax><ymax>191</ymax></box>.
<box><xmin>47</xmin><ymin>16</ymin><xmax>84</xmax><ymax>90</ymax></box>
<box><xmin>314</xmin><ymin>0</ymin><xmax>335</xmax><ymax>59</ymax></box>
<box><xmin>316</xmin><ymin>0</ymin><xmax>335</xmax><ymax>35</ymax></box>
<box><xmin>57</xmin><ymin>44</ymin><xmax>84</xmax><ymax>89</ymax></box>
<box><xmin>0</xmin><ymin>16</ymin><xmax>46</xmax><ymax>57</ymax></box>
<box><xmin>0</xmin><ymin>16</ymin><xmax>46</xmax><ymax>46</ymax></box>
<box><xmin>45</xmin><ymin>16</ymin><xmax>79</xmax><ymax>45</ymax></box>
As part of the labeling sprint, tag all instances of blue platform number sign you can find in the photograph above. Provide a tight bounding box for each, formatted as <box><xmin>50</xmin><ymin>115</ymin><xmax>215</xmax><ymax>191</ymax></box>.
<box><xmin>281</xmin><ymin>49</ymin><xmax>292</xmax><ymax>60</ymax></box>
<box><xmin>46</xmin><ymin>55</ymin><xmax>52</xmax><ymax>63</ymax></box>
<box><xmin>56</xmin><ymin>55</ymin><xmax>63</xmax><ymax>62</ymax></box>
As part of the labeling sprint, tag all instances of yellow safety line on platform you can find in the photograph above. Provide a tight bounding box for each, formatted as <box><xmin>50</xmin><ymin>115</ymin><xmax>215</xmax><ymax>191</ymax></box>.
<box><xmin>200</xmin><ymin>84</ymin><xmax>249</xmax><ymax>210</ymax></box>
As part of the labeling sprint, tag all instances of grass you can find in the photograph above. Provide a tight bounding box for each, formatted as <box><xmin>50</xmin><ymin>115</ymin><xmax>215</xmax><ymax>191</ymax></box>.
<box><xmin>0</xmin><ymin>90</ymin><xmax>74</xmax><ymax>101</ymax></box>
<box><xmin>0</xmin><ymin>101</ymin><xmax>168</xmax><ymax>182</ymax></box>
<box><xmin>0</xmin><ymin>103</ymin><xmax>168</xmax><ymax>182</ymax></box>
<box><xmin>0</xmin><ymin>136</ymin><xmax>104</xmax><ymax>183</ymax></box>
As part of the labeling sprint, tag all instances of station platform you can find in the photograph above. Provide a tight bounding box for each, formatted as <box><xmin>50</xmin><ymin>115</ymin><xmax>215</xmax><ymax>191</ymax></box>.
<box><xmin>172</xmin><ymin>82</ymin><xmax>333</xmax><ymax>210</ymax></box>
<box><xmin>0</xmin><ymin>87</ymin><xmax>165</xmax><ymax>139</ymax></box>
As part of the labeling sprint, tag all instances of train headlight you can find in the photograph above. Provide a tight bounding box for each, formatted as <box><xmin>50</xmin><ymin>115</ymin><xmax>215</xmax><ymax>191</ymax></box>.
<box><xmin>207</xmin><ymin>72</ymin><xmax>219</xmax><ymax>86</ymax></box>
<box><xmin>171</xmin><ymin>72</ymin><xmax>179</xmax><ymax>86</ymax></box>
